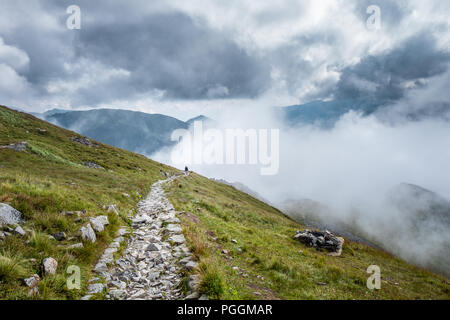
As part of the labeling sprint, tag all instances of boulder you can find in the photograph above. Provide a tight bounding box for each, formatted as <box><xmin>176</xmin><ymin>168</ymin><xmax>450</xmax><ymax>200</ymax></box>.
<box><xmin>42</xmin><ymin>257</ymin><xmax>58</xmax><ymax>275</ymax></box>
<box><xmin>0</xmin><ymin>203</ymin><xmax>24</xmax><ymax>226</ymax></box>
<box><xmin>294</xmin><ymin>230</ymin><xmax>344</xmax><ymax>256</ymax></box>
<box><xmin>81</xmin><ymin>223</ymin><xmax>96</xmax><ymax>243</ymax></box>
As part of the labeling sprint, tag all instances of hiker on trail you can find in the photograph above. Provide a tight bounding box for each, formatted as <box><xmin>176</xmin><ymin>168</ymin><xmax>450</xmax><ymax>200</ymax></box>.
<box><xmin>184</xmin><ymin>166</ymin><xmax>189</xmax><ymax>176</ymax></box>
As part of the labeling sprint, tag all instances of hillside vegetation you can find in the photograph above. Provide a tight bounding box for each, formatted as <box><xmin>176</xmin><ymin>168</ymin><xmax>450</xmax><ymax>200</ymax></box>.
<box><xmin>0</xmin><ymin>105</ymin><xmax>176</xmax><ymax>299</ymax></box>
<box><xmin>0</xmin><ymin>105</ymin><xmax>449</xmax><ymax>300</ymax></box>
<box><xmin>166</xmin><ymin>173</ymin><xmax>450</xmax><ymax>300</ymax></box>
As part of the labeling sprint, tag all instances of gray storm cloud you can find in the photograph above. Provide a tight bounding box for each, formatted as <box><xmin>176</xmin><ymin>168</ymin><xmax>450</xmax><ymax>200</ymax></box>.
<box><xmin>1</xmin><ymin>0</ymin><xmax>450</xmax><ymax>275</ymax></box>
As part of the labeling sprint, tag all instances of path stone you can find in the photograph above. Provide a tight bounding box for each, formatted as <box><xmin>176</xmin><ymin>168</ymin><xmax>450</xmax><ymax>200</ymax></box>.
<box><xmin>92</xmin><ymin>176</ymin><xmax>201</xmax><ymax>300</ymax></box>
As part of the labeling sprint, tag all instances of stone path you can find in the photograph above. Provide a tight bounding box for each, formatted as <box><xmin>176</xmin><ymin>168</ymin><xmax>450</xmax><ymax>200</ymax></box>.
<box><xmin>84</xmin><ymin>176</ymin><xmax>201</xmax><ymax>300</ymax></box>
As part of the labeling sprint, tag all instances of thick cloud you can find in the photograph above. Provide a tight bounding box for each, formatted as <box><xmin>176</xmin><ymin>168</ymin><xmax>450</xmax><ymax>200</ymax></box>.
<box><xmin>74</xmin><ymin>12</ymin><xmax>270</xmax><ymax>102</ymax></box>
<box><xmin>335</xmin><ymin>34</ymin><xmax>450</xmax><ymax>103</ymax></box>
<box><xmin>0</xmin><ymin>0</ymin><xmax>449</xmax><ymax>114</ymax></box>
<box><xmin>0</xmin><ymin>0</ymin><xmax>270</xmax><ymax>109</ymax></box>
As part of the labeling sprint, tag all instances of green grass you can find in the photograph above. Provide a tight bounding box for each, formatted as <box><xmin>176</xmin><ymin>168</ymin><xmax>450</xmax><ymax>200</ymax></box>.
<box><xmin>0</xmin><ymin>105</ymin><xmax>178</xmax><ymax>299</ymax></box>
<box><xmin>1</xmin><ymin>104</ymin><xmax>449</xmax><ymax>300</ymax></box>
<box><xmin>166</xmin><ymin>173</ymin><xmax>450</xmax><ymax>300</ymax></box>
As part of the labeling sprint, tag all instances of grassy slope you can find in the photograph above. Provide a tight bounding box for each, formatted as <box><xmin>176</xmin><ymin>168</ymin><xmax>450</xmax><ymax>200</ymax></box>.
<box><xmin>1</xmin><ymin>105</ymin><xmax>449</xmax><ymax>300</ymax></box>
<box><xmin>166</xmin><ymin>173</ymin><xmax>450</xmax><ymax>300</ymax></box>
<box><xmin>0</xmin><ymin>105</ymin><xmax>177</xmax><ymax>299</ymax></box>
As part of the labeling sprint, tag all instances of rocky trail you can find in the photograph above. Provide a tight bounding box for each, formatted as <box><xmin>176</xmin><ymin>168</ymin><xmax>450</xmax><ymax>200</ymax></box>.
<box><xmin>84</xmin><ymin>176</ymin><xmax>203</xmax><ymax>300</ymax></box>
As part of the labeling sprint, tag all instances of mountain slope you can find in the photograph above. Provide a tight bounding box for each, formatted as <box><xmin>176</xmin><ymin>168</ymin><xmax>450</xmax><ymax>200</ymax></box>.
<box><xmin>0</xmin><ymin>105</ymin><xmax>448</xmax><ymax>300</ymax></box>
<box><xmin>0</xmin><ymin>105</ymin><xmax>177</xmax><ymax>299</ymax></box>
<box><xmin>48</xmin><ymin>109</ymin><xmax>188</xmax><ymax>156</ymax></box>
<box><xmin>166</xmin><ymin>174</ymin><xmax>449</xmax><ymax>299</ymax></box>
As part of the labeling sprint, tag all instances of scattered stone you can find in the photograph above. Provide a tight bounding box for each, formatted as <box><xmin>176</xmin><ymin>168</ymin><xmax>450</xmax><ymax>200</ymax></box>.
<box><xmin>81</xmin><ymin>295</ymin><xmax>93</xmax><ymax>300</ymax></box>
<box><xmin>14</xmin><ymin>225</ymin><xmax>26</xmax><ymax>236</ymax></box>
<box><xmin>24</xmin><ymin>274</ymin><xmax>40</xmax><ymax>288</ymax></box>
<box><xmin>109</xmin><ymin>242</ymin><xmax>120</xmax><ymax>248</ymax></box>
<box><xmin>0</xmin><ymin>203</ymin><xmax>24</xmax><ymax>226</ymax></box>
<box><xmin>199</xmin><ymin>295</ymin><xmax>209</xmax><ymax>300</ymax></box>
<box><xmin>68</xmin><ymin>243</ymin><xmax>83</xmax><ymax>249</ymax></box>
<box><xmin>69</xmin><ymin>136</ymin><xmax>97</xmax><ymax>147</ymax></box>
<box><xmin>106</xmin><ymin>205</ymin><xmax>119</xmax><ymax>215</ymax></box>
<box><xmin>53</xmin><ymin>232</ymin><xmax>66</xmax><ymax>241</ymax></box>
<box><xmin>90</xmin><ymin>216</ymin><xmax>109</xmax><ymax>233</ymax></box>
<box><xmin>94</xmin><ymin>262</ymin><xmax>108</xmax><ymax>273</ymax></box>
<box><xmin>84</xmin><ymin>162</ymin><xmax>104</xmax><ymax>170</ymax></box>
<box><xmin>88</xmin><ymin>283</ymin><xmax>105</xmax><ymax>294</ymax></box>
<box><xmin>231</xmin><ymin>239</ymin><xmax>238</xmax><ymax>244</ymax></box>
<box><xmin>80</xmin><ymin>223</ymin><xmax>96</xmax><ymax>243</ymax></box>
<box><xmin>166</xmin><ymin>224</ymin><xmax>182</xmax><ymax>234</ymax></box>
<box><xmin>95</xmin><ymin>176</ymin><xmax>197</xmax><ymax>301</ymax></box>
<box><xmin>294</xmin><ymin>230</ymin><xmax>344</xmax><ymax>256</ymax></box>
<box><xmin>109</xmin><ymin>289</ymin><xmax>126</xmax><ymax>300</ymax></box>
<box><xmin>117</xmin><ymin>228</ymin><xmax>129</xmax><ymax>236</ymax></box>
<box><xmin>169</xmin><ymin>234</ymin><xmax>185</xmax><ymax>244</ymax></box>
<box><xmin>0</xmin><ymin>141</ymin><xmax>27</xmax><ymax>152</ymax></box>
<box><xmin>185</xmin><ymin>261</ymin><xmax>198</xmax><ymax>271</ymax></box>
<box><xmin>114</xmin><ymin>236</ymin><xmax>124</xmax><ymax>243</ymax></box>
<box><xmin>185</xmin><ymin>292</ymin><xmax>200</xmax><ymax>300</ymax></box>
<box><xmin>42</xmin><ymin>257</ymin><xmax>58</xmax><ymax>276</ymax></box>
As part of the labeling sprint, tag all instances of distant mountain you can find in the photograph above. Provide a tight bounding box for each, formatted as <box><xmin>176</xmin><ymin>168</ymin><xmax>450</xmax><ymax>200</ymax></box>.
<box><xmin>186</xmin><ymin>115</ymin><xmax>212</xmax><ymax>125</ymax></box>
<box><xmin>280</xmin><ymin>183</ymin><xmax>450</xmax><ymax>277</ymax></box>
<box><xmin>48</xmin><ymin>109</ymin><xmax>189</xmax><ymax>156</ymax></box>
<box><xmin>31</xmin><ymin>108</ymin><xmax>71</xmax><ymax>119</ymax></box>
<box><xmin>388</xmin><ymin>183</ymin><xmax>450</xmax><ymax>230</ymax></box>
<box><xmin>278</xmin><ymin>97</ymin><xmax>383</xmax><ymax>127</ymax></box>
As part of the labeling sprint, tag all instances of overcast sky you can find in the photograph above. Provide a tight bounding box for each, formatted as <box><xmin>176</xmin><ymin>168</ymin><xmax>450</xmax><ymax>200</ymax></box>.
<box><xmin>0</xmin><ymin>0</ymin><xmax>449</xmax><ymax>120</ymax></box>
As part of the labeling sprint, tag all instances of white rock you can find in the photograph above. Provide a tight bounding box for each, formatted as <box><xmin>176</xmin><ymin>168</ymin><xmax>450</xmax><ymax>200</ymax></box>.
<box><xmin>0</xmin><ymin>203</ymin><xmax>24</xmax><ymax>226</ymax></box>
<box><xmin>68</xmin><ymin>243</ymin><xmax>83</xmax><ymax>249</ymax></box>
<box><xmin>87</xmin><ymin>283</ymin><xmax>104</xmax><ymax>294</ymax></box>
<box><xmin>166</xmin><ymin>224</ymin><xmax>182</xmax><ymax>234</ymax></box>
<box><xmin>24</xmin><ymin>274</ymin><xmax>40</xmax><ymax>288</ymax></box>
<box><xmin>14</xmin><ymin>225</ymin><xmax>26</xmax><ymax>236</ymax></box>
<box><xmin>90</xmin><ymin>216</ymin><xmax>109</xmax><ymax>233</ymax></box>
<box><xmin>42</xmin><ymin>257</ymin><xmax>58</xmax><ymax>275</ymax></box>
<box><xmin>169</xmin><ymin>234</ymin><xmax>185</xmax><ymax>244</ymax></box>
<box><xmin>109</xmin><ymin>289</ymin><xmax>126</xmax><ymax>299</ymax></box>
<box><xmin>109</xmin><ymin>242</ymin><xmax>120</xmax><ymax>248</ymax></box>
<box><xmin>185</xmin><ymin>261</ymin><xmax>198</xmax><ymax>271</ymax></box>
<box><xmin>146</xmin><ymin>243</ymin><xmax>162</xmax><ymax>251</ymax></box>
<box><xmin>81</xmin><ymin>223</ymin><xmax>96</xmax><ymax>242</ymax></box>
